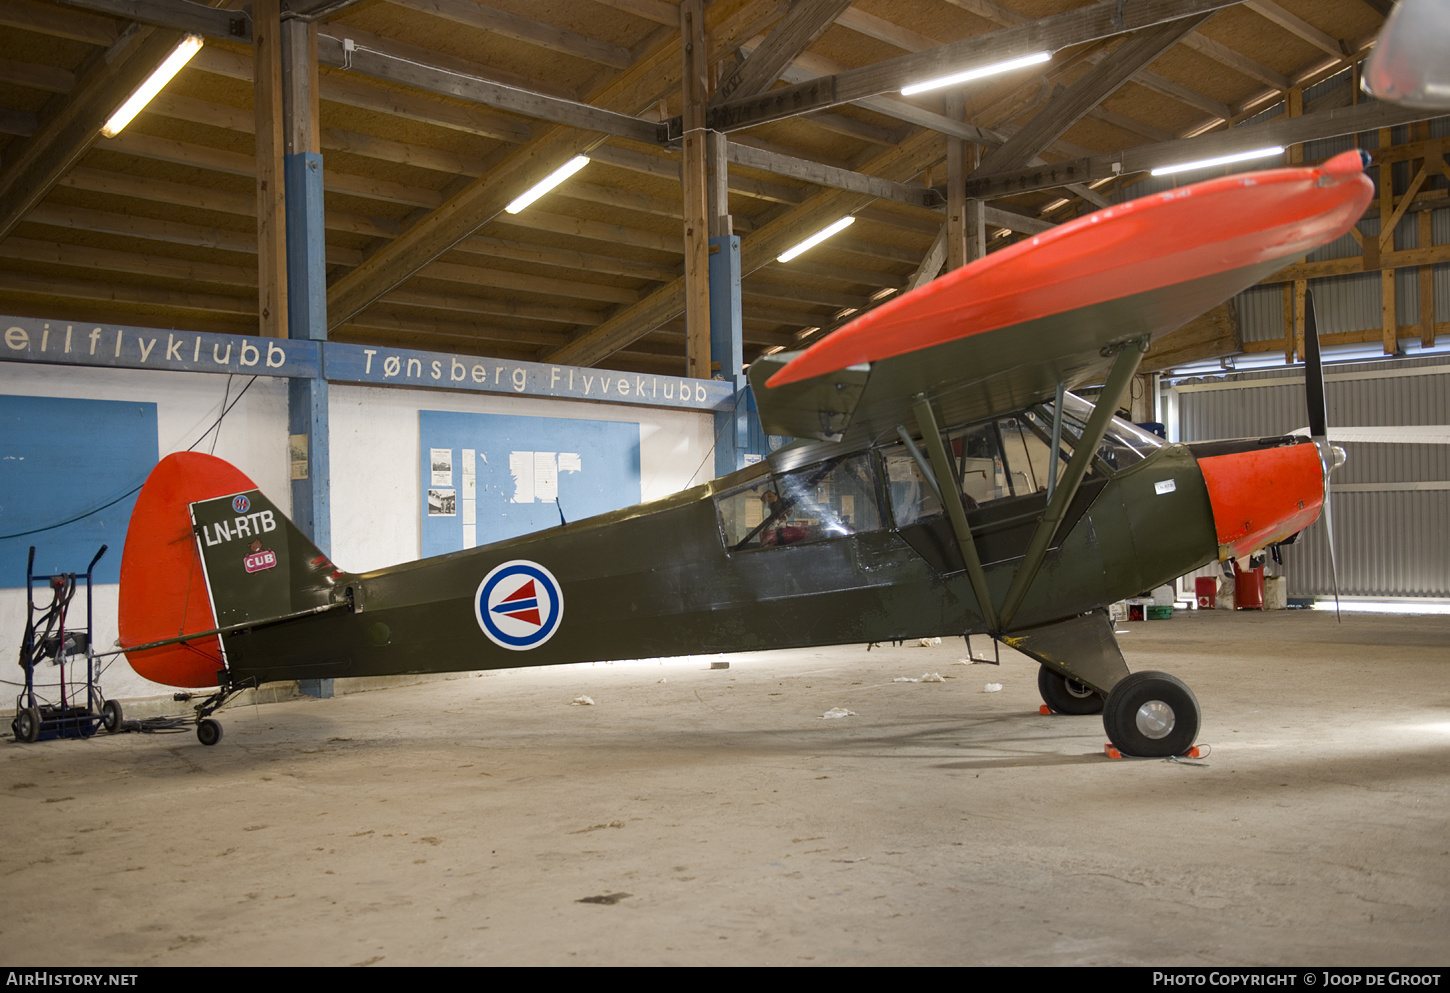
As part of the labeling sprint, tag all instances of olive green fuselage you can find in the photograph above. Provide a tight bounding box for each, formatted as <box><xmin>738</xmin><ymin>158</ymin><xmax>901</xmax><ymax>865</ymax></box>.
<box><xmin>216</xmin><ymin>442</ymin><xmax>1217</xmax><ymax>687</ymax></box>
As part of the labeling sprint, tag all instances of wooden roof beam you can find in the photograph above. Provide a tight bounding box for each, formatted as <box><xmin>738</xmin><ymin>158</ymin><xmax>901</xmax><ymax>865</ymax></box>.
<box><xmin>713</xmin><ymin>0</ymin><xmax>855</xmax><ymax>103</ymax></box>
<box><xmin>973</xmin><ymin>15</ymin><xmax>1212</xmax><ymax>177</ymax></box>
<box><xmin>384</xmin><ymin>0</ymin><xmax>634</xmax><ymax>69</ymax></box>
<box><xmin>545</xmin><ymin>128</ymin><xmax>944</xmax><ymax>368</ymax></box>
<box><xmin>963</xmin><ymin>99</ymin><xmax>1442</xmax><ymax>200</ymax></box>
<box><xmin>313</xmin><ymin>32</ymin><xmax>662</xmax><ymax>145</ymax></box>
<box><xmin>341</xmin><ymin>311</ymin><xmax>573</xmax><ymax>349</ymax></box>
<box><xmin>323</xmin><ymin>0</ymin><xmax>782</xmax><ymax>330</ymax></box>
<box><xmin>189</xmin><ymin>44</ymin><xmax>532</xmax><ymax>143</ymax></box>
<box><xmin>693</xmin><ymin>0</ymin><xmax>1241</xmax><ymax>134</ymax></box>
<box><xmin>1245</xmin><ymin>0</ymin><xmax>1350</xmax><ymax>59</ymax></box>
<box><xmin>49</xmin><ymin>0</ymin><xmax>250</xmax><ymax>42</ymax></box>
<box><xmin>0</xmin><ymin>0</ymin><xmax>120</xmax><ymax>46</ymax></box>
<box><xmin>0</xmin><ymin>24</ymin><xmax>186</xmax><ymax>242</ymax></box>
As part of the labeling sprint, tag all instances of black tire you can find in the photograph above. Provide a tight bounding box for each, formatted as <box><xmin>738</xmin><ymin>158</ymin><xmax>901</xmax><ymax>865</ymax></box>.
<box><xmin>101</xmin><ymin>700</ymin><xmax>123</xmax><ymax>733</ymax></box>
<box><xmin>1103</xmin><ymin>671</ymin><xmax>1200</xmax><ymax>758</ymax></box>
<box><xmin>1037</xmin><ymin>666</ymin><xmax>1104</xmax><ymax>715</ymax></box>
<box><xmin>14</xmin><ymin>707</ymin><xmax>41</xmax><ymax>743</ymax></box>
<box><xmin>197</xmin><ymin>718</ymin><xmax>223</xmax><ymax>747</ymax></box>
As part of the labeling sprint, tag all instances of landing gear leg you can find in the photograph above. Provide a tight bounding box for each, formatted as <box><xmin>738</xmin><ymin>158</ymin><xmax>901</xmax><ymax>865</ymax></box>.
<box><xmin>191</xmin><ymin>678</ymin><xmax>249</xmax><ymax>747</ymax></box>
<box><xmin>1005</xmin><ymin>609</ymin><xmax>1128</xmax><ymax>710</ymax></box>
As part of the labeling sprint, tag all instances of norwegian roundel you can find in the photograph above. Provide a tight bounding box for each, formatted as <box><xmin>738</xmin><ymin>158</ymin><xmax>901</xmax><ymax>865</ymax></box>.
<box><xmin>474</xmin><ymin>560</ymin><xmax>564</xmax><ymax>651</ymax></box>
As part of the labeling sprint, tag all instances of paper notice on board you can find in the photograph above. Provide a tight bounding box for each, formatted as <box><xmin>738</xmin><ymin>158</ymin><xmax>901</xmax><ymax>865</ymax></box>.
<box><xmin>534</xmin><ymin>451</ymin><xmax>558</xmax><ymax>503</ymax></box>
<box><xmin>430</xmin><ymin>448</ymin><xmax>452</xmax><ymax>487</ymax></box>
<box><xmin>558</xmin><ymin>452</ymin><xmax>581</xmax><ymax>474</ymax></box>
<box><xmin>461</xmin><ymin>448</ymin><xmax>476</xmax><ymax>498</ymax></box>
<box><xmin>509</xmin><ymin>451</ymin><xmax>534</xmax><ymax>503</ymax></box>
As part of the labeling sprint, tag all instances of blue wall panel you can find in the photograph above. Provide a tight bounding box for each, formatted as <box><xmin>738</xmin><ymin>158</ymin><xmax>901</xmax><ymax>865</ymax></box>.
<box><xmin>419</xmin><ymin>411</ymin><xmax>640</xmax><ymax>557</ymax></box>
<box><xmin>0</xmin><ymin>395</ymin><xmax>158</xmax><ymax>586</ymax></box>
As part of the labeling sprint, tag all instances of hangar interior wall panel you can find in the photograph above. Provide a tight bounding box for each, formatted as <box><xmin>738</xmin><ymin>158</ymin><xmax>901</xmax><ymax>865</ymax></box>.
<box><xmin>0</xmin><ymin>365</ymin><xmax>715</xmax><ymax>698</ymax></box>
<box><xmin>1172</xmin><ymin>356</ymin><xmax>1450</xmax><ymax>599</ymax></box>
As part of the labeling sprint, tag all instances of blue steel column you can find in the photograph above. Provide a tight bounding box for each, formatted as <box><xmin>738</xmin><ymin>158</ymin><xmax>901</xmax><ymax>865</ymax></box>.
<box><xmin>709</xmin><ymin>234</ymin><xmax>753</xmax><ymax>477</ymax></box>
<box><xmin>283</xmin><ymin>20</ymin><xmax>331</xmax><ymax>698</ymax></box>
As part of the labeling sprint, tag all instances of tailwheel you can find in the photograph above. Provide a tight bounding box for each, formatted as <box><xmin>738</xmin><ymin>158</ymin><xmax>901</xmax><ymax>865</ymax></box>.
<box><xmin>1037</xmin><ymin>665</ymin><xmax>1104</xmax><ymax>715</ymax></box>
<box><xmin>101</xmin><ymin>700</ymin><xmax>124</xmax><ymax>733</ymax></box>
<box><xmin>1103</xmin><ymin>671</ymin><xmax>1200</xmax><ymax>758</ymax></box>
<box><xmin>197</xmin><ymin>718</ymin><xmax>223</xmax><ymax>747</ymax></box>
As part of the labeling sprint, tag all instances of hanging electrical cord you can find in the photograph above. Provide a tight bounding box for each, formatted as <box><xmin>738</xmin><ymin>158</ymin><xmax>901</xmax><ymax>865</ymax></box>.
<box><xmin>208</xmin><ymin>375</ymin><xmax>233</xmax><ymax>455</ymax></box>
<box><xmin>0</xmin><ymin>376</ymin><xmax>259</xmax><ymax>541</ymax></box>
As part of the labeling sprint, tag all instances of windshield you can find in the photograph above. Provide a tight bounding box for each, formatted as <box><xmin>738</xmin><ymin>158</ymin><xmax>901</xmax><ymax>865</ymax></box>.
<box><xmin>1039</xmin><ymin>392</ymin><xmax>1163</xmax><ymax>473</ymax></box>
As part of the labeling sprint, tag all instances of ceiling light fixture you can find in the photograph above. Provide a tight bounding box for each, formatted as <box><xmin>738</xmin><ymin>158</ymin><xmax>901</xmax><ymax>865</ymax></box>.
<box><xmin>101</xmin><ymin>35</ymin><xmax>204</xmax><ymax>138</ymax></box>
<box><xmin>1150</xmin><ymin>146</ymin><xmax>1284</xmax><ymax>177</ymax></box>
<box><xmin>777</xmin><ymin>216</ymin><xmax>854</xmax><ymax>263</ymax></box>
<box><xmin>901</xmin><ymin>51</ymin><xmax>1051</xmax><ymax>97</ymax></box>
<box><xmin>505</xmin><ymin>155</ymin><xmax>590</xmax><ymax>214</ymax></box>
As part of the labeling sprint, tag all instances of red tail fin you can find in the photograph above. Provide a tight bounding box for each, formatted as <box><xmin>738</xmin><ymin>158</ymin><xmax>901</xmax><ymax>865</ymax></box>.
<box><xmin>118</xmin><ymin>452</ymin><xmax>258</xmax><ymax>688</ymax></box>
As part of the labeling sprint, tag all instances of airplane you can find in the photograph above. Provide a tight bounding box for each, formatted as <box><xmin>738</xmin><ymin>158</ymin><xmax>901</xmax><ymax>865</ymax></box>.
<box><xmin>101</xmin><ymin>149</ymin><xmax>1372</xmax><ymax>756</ymax></box>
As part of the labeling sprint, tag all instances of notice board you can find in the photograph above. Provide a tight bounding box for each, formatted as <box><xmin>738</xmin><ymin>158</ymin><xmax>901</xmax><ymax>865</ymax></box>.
<box><xmin>419</xmin><ymin>410</ymin><xmax>641</xmax><ymax>557</ymax></box>
<box><xmin>0</xmin><ymin>395</ymin><xmax>158</xmax><ymax>586</ymax></box>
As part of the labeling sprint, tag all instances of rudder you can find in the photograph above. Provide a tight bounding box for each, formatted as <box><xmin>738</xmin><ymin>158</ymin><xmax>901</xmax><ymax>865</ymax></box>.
<box><xmin>119</xmin><ymin>453</ymin><xmax>342</xmax><ymax>688</ymax></box>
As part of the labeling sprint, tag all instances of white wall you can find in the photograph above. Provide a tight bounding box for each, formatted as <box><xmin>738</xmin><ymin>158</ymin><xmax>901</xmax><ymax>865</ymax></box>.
<box><xmin>2</xmin><ymin>365</ymin><xmax>715</xmax><ymax>700</ymax></box>
<box><xmin>327</xmin><ymin>382</ymin><xmax>715</xmax><ymax>573</ymax></box>
<box><xmin>1</xmin><ymin>364</ymin><xmax>290</xmax><ymax>699</ymax></box>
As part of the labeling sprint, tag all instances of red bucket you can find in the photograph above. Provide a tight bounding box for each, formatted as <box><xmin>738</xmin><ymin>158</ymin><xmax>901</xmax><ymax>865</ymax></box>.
<box><xmin>1232</xmin><ymin>563</ymin><xmax>1265</xmax><ymax>610</ymax></box>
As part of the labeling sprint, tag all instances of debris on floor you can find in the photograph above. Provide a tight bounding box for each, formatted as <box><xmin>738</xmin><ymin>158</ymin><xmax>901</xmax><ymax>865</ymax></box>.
<box><xmin>983</xmin><ymin>683</ymin><xmax>1003</xmax><ymax>692</ymax></box>
<box><xmin>570</xmin><ymin>695</ymin><xmax>595</xmax><ymax>706</ymax></box>
<box><xmin>820</xmin><ymin>707</ymin><xmax>856</xmax><ymax>719</ymax></box>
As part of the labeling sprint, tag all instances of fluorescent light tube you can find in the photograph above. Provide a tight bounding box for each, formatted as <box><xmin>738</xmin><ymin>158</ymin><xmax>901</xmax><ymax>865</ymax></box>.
<box><xmin>101</xmin><ymin>35</ymin><xmax>204</xmax><ymax>138</ymax></box>
<box><xmin>777</xmin><ymin>216</ymin><xmax>854</xmax><ymax>263</ymax></box>
<box><xmin>901</xmin><ymin>52</ymin><xmax>1051</xmax><ymax>96</ymax></box>
<box><xmin>505</xmin><ymin>156</ymin><xmax>590</xmax><ymax>214</ymax></box>
<box><xmin>1150</xmin><ymin>146</ymin><xmax>1284</xmax><ymax>177</ymax></box>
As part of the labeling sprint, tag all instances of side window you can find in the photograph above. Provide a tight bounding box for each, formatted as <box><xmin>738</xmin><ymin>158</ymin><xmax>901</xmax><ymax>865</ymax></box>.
<box><xmin>717</xmin><ymin>453</ymin><xmax>882</xmax><ymax>551</ymax></box>
<box><xmin>718</xmin><ymin>476</ymin><xmax>777</xmax><ymax>549</ymax></box>
<box><xmin>881</xmin><ymin>445</ymin><xmax>941</xmax><ymax>527</ymax></box>
<box><xmin>1001</xmin><ymin>412</ymin><xmax>1069</xmax><ymax>496</ymax></box>
<box><xmin>881</xmin><ymin>410</ymin><xmax>1073</xmax><ymax>528</ymax></box>
<box><xmin>945</xmin><ymin>423</ymin><xmax>1008</xmax><ymax>508</ymax></box>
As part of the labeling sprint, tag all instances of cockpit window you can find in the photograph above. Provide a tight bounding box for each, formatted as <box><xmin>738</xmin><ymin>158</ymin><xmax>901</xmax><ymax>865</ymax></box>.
<box><xmin>880</xmin><ymin>393</ymin><xmax>1162</xmax><ymax>528</ymax></box>
<box><xmin>717</xmin><ymin>451</ymin><xmax>882</xmax><ymax>551</ymax></box>
<box><xmin>1040</xmin><ymin>392</ymin><xmax>1163</xmax><ymax>473</ymax></box>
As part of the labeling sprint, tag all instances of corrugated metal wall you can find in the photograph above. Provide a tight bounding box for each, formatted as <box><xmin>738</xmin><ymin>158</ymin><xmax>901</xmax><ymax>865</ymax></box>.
<box><xmin>1171</xmin><ymin>356</ymin><xmax>1450</xmax><ymax>598</ymax></box>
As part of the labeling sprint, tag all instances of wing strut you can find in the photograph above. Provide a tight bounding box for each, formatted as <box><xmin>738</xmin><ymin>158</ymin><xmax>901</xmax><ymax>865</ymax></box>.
<box><xmin>909</xmin><ymin>396</ymin><xmax>1002</xmax><ymax>634</ymax></box>
<box><xmin>996</xmin><ymin>336</ymin><xmax>1149</xmax><ymax>631</ymax></box>
<box><xmin>1046</xmin><ymin>382</ymin><xmax>1066</xmax><ymax>501</ymax></box>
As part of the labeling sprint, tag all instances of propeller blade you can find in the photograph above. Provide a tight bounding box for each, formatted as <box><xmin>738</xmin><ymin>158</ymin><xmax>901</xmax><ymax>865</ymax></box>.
<box><xmin>1302</xmin><ymin>289</ymin><xmax>1341</xmax><ymax>621</ymax></box>
<box><xmin>1303</xmin><ymin>289</ymin><xmax>1328</xmax><ymax>439</ymax></box>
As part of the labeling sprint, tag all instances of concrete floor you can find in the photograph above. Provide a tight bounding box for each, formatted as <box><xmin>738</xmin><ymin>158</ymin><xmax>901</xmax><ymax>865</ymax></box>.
<box><xmin>2</xmin><ymin>609</ymin><xmax>1447</xmax><ymax>966</ymax></box>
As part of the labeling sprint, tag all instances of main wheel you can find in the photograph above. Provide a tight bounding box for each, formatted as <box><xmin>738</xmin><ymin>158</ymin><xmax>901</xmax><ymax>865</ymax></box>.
<box><xmin>101</xmin><ymin>700</ymin><xmax>123</xmax><ymax>733</ymax></box>
<box><xmin>1037</xmin><ymin>666</ymin><xmax>1104</xmax><ymax>715</ymax></box>
<box><xmin>1103</xmin><ymin>671</ymin><xmax>1200</xmax><ymax>757</ymax></box>
<box><xmin>13</xmin><ymin>707</ymin><xmax>41</xmax><ymax>743</ymax></box>
<box><xmin>197</xmin><ymin>718</ymin><xmax>223</xmax><ymax>746</ymax></box>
